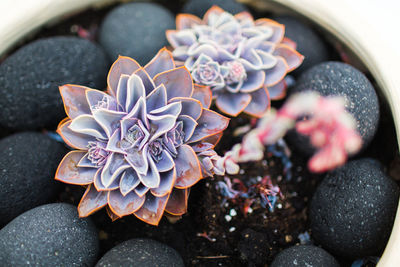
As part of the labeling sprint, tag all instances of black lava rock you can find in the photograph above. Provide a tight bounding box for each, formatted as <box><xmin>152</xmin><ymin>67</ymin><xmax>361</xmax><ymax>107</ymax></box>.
<box><xmin>271</xmin><ymin>245</ymin><xmax>340</xmax><ymax>267</ymax></box>
<box><xmin>273</xmin><ymin>15</ymin><xmax>330</xmax><ymax>74</ymax></box>
<box><xmin>0</xmin><ymin>132</ymin><xmax>66</xmax><ymax>226</ymax></box>
<box><xmin>96</xmin><ymin>238</ymin><xmax>184</xmax><ymax>267</ymax></box>
<box><xmin>0</xmin><ymin>36</ymin><xmax>109</xmax><ymax>131</ymax></box>
<box><xmin>310</xmin><ymin>158</ymin><xmax>399</xmax><ymax>258</ymax></box>
<box><xmin>287</xmin><ymin>61</ymin><xmax>379</xmax><ymax>155</ymax></box>
<box><xmin>0</xmin><ymin>203</ymin><xmax>99</xmax><ymax>266</ymax></box>
<box><xmin>100</xmin><ymin>3</ymin><xmax>175</xmax><ymax>65</ymax></box>
<box><xmin>182</xmin><ymin>0</ymin><xmax>248</xmax><ymax>17</ymax></box>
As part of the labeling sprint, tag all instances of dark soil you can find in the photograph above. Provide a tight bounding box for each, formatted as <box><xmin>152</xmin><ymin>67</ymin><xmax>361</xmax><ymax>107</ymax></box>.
<box><xmin>4</xmin><ymin>1</ymin><xmax>399</xmax><ymax>267</ymax></box>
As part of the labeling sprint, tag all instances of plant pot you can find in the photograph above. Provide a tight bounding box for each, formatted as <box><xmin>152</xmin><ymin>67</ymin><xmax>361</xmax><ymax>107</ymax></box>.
<box><xmin>1</xmin><ymin>0</ymin><xmax>399</xmax><ymax>265</ymax></box>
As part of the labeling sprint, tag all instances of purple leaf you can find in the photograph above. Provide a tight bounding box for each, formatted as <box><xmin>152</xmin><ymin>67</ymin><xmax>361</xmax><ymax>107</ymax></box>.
<box><xmin>119</xmin><ymin>168</ymin><xmax>141</xmax><ymax>196</ymax></box>
<box><xmin>215</xmin><ymin>91</ymin><xmax>252</xmax><ymax>117</ymax></box>
<box><xmin>169</xmin><ymin>97</ymin><xmax>202</xmax><ymax>120</ymax></box>
<box><xmin>244</xmin><ymin>87</ymin><xmax>271</xmax><ymax>117</ymax></box>
<box><xmin>126</xmin><ymin>74</ymin><xmax>146</xmax><ymax>113</ymax></box>
<box><xmin>143</xmin><ymin>47</ymin><xmax>175</xmax><ymax>78</ymax></box>
<box><xmin>147</xmin><ymin>114</ymin><xmax>177</xmax><ymax>142</ymax></box>
<box><xmin>153</xmin><ymin>67</ymin><xmax>193</xmax><ymax>100</ymax></box>
<box><xmin>165</xmin><ymin>188</ymin><xmax>188</xmax><ymax>215</ymax></box>
<box><xmin>69</xmin><ymin>114</ymin><xmax>107</xmax><ymax>139</ymax></box>
<box><xmin>92</xmin><ymin>109</ymin><xmax>126</xmax><ymax>138</ymax></box>
<box><xmin>178</xmin><ymin>115</ymin><xmax>198</xmax><ymax>142</ymax></box>
<box><xmin>59</xmin><ymin>84</ymin><xmax>91</xmax><ymax>119</ymax></box>
<box><xmin>101</xmin><ymin>153</ymin><xmax>130</xmax><ymax>188</ymax></box>
<box><xmin>264</xmin><ymin>56</ymin><xmax>288</xmax><ymax>86</ymax></box>
<box><xmin>133</xmin><ymin>68</ymin><xmax>155</xmax><ymax>95</ymax></box>
<box><xmin>108</xmin><ymin>190</ymin><xmax>145</xmax><ymax>217</ymax></box>
<box><xmin>134</xmin><ymin>193</ymin><xmax>169</xmax><ymax>226</ymax></box>
<box><xmin>155</xmin><ymin>150</ymin><xmax>175</xmax><ymax>172</ymax></box>
<box><xmin>138</xmin><ymin>155</ymin><xmax>160</xmax><ymax>188</ymax></box>
<box><xmin>240</xmin><ymin>70</ymin><xmax>265</xmax><ymax>93</ymax></box>
<box><xmin>57</xmin><ymin>120</ymin><xmax>95</xmax><ymax>150</ymax></box>
<box><xmin>78</xmin><ymin>185</ymin><xmax>108</xmax><ymax>217</ymax></box>
<box><xmin>56</xmin><ymin>151</ymin><xmax>97</xmax><ymax>185</ymax></box>
<box><xmin>125</xmin><ymin>144</ymin><xmax>149</xmax><ymax>175</ymax></box>
<box><xmin>108</xmin><ymin>56</ymin><xmax>141</xmax><ymax>96</ymax></box>
<box><xmin>146</xmin><ymin>84</ymin><xmax>167</xmax><ymax>112</ymax></box>
<box><xmin>116</xmin><ymin>74</ymin><xmax>129</xmax><ymax>109</ymax></box>
<box><xmin>174</xmin><ymin>144</ymin><xmax>202</xmax><ymax>188</ymax></box>
<box><xmin>189</xmin><ymin>108</ymin><xmax>230</xmax><ymax>143</ymax></box>
<box><xmin>151</xmin><ymin>168</ymin><xmax>176</xmax><ymax>197</ymax></box>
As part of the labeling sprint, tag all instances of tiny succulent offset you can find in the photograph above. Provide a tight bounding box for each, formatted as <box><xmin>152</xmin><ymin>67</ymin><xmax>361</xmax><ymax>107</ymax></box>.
<box><xmin>55</xmin><ymin>48</ymin><xmax>229</xmax><ymax>225</ymax></box>
<box><xmin>167</xmin><ymin>5</ymin><xmax>304</xmax><ymax>117</ymax></box>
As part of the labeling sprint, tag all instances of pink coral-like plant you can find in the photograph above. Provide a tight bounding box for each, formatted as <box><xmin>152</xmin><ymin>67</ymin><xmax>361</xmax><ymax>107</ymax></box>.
<box><xmin>55</xmin><ymin>48</ymin><xmax>229</xmax><ymax>225</ymax></box>
<box><xmin>215</xmin><ymin>92</ymin><xmax>362</xmax><ymax>174</ymax></box>
<box><xmin>166</xmin><ymin>6</ymin><xmax>304</xmax><ymax>117</ymax></box>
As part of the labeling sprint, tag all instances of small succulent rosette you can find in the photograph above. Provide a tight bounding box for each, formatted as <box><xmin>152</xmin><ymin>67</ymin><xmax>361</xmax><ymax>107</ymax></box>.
<box><xmin>167</xmin><ymin>6</ymin><xmax>304</xmax><ymax>117</ymax></box>
<box><xmin>55</xmin><ymin>48</ymin><xmax>229</xmax><ymax>225</ymax></box>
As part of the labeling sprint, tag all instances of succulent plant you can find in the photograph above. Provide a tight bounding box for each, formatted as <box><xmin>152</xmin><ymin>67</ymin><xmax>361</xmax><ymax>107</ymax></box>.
<box><xmin>55</xmin><ymin>48</ymin><xmax>229</xmax><ymax>225</ymax></box>
<box><xmin>166</xmin><ymin>6</ymin><xmax>304</xmax><ymax>117</ymax></box>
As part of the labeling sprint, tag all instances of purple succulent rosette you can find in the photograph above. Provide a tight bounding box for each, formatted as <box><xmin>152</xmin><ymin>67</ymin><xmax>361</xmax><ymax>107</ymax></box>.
<box><xmin>167</xmin><ymin>6</ymin><xmax>304</xmax><ymax>117</ymax></box>
<box><xmin>55</xmin><ymin>48</ymin><xmax>229</xmax><ymax>225</ymax></box>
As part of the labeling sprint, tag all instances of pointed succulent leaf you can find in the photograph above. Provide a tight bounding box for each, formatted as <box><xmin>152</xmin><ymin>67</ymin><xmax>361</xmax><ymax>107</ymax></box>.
<box><xmin>108</xmin><ymin>56</ymin><xmax>141</xmax><ymax>96</ymax></box>
<box><xmin>69</xmin><ymin>114</ymin><xmax>107</xmax><ymax>139</ymax></box>
<box><xmin>244</xmin><ymin>87</ymin><xmax>271</xmax><ymax>117</ymax></box>
<box><xmin>125</xmin><ymin>144</ymin><xmax>149</xmax><ymax>175</ymax></box>
<box><xmin>165</xmin><ymin>188</ymin><xmax>188</xmax><ymax>215</ymax></box>
<box><xmin>126</xmin><ymin>73</ymin><xmax>146</xmax><ymax>113</ymax></box>
<box><xmin>116</xmin><ymin>74</ymin><xmax>129</xmax><ymax>109</ymax></box>
<box><xmin>92</xmin><ymin>109</ymin><xmax>126</xmax><ymax>138</ymax></box>
<box><xmin>94</xmin><ymin>168</ymin><xmax>118</xmax><ymax>191</ymax></box>
<box><xmin>174</xmin><ymin>144</ymin><xmax>202</xmax><ymax>188</ymax></box>
<box><xmin>151</xmin><ymin>168</ymin><xmax>176</xmax><ymax>197</ymax></box>
<box><xmin>176</xmin><ymin>13</ymin><xmax>202</xmax><ymax>30</ymax></box>
<box><xmin>153</xmin><ymin>67</ymin><xmax>193</xmax><ymax>100</ymax></box>
<box><xmin>147</xmin><ymin>114</ymin><xmax>177</xmax><ymax>142</ymax></box>
<box><xmin>189</xmin><ymin>109</ymin><xmax>229</xmax><ymax>143</ymax></box>
<box><xmin>101</xmin><ymin>153</ymin><xmax>130</xmax><ymax>188</ymax></box>
<box><xmin>178</xmin><ymin>115</ymin><xmax>198</xmax><ymax>142</ymax></box>
<box><xmin>191</xmin><ymin>84</ymin><xmax>212</xmax><ymax>109</ymax></box>
<box><xmin>56</xmin><ymin>151</ymin><xmax>97</xmax><ymax>185</ymax></box>
<box><xmin>78</xmin><ymin>185</ymin><xmax>108</xmax><ymax>217</ymax></box>
<box><xmin>57</xmin><ymin>120</ymin><xmax>95</xmax><ymax>150</ymax></box>
<box><xmin>108</xmin><ymin>190</ymin><xmax>145</xmax><ymax>217</ymax></box>
<box><xmin>264</xmin><ymin>56</ymin><xmax>288</xmax><ymax>86</ymax></box>
<box><xmin>119</xmin><ymin>168</ymin><xmax>141</xmax><ymax>196</ymax></box>
<box><xmin>146</xmin><ymin>84</ymin><xmax>167</xmax><ymax>112</ymax></box>
<box><xmin>149</xmin><ymin>102</ymin><xmax>182</xmax><ymax>118</ymax></box>
<box><xmin>135</xmin><ymin>184</ymin><xmax>150</xmax><ymax>197</ymax></box>
<box><xmin>132</xmin><ymin>68</ymin><xmax>155</xmax><ymax>95</ymax></box>
<box><xmin>144</xmin><ymin>47</ymin><xmax>175</xmax><ymax>78</ymax></box>
<box><xmin>239</xmin><ymin>71</ymin><xmax>265</xmax><ymax>93</ymax></box>
<box><xmin>273</xmin><ymin>44</ymin><xmax>304</xmax><ymax>72</ymax></box>
<box><xmin>169</xmin><ymin>97</ymin><xmax>203</xmax><ymax>120</ymax></box>
<box><xmin>134</xmin><ymin>193</ymin><xmax>169</xmax><ymax>226</ymax></box>
<box><xmin>155</xmin><ymin>150</ymin><xmax>175</xmax><ymax>172</ymax></box>
<box><xmin>267</xmin><ymin>79</ymin><xmax>287</xmax><ymax>100</ymax></box>
<box><xmin>215</xmin><ymin>92</ymin><xmax>252</xmax><ymax>117</ymax></box>
<box><xmin>60</xmin><ymin>84</ymin><xmax>91</xmax><ymax>119</ymax></box>
<box><xmin>138</xmin><ymin>155</ymin><xmax>160</xmax><ymax>189</ymax></box>
<box><xmin>86</xmin><ymin>89</ymin><xmax>118</xmax><ymax>112</ymax></box>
